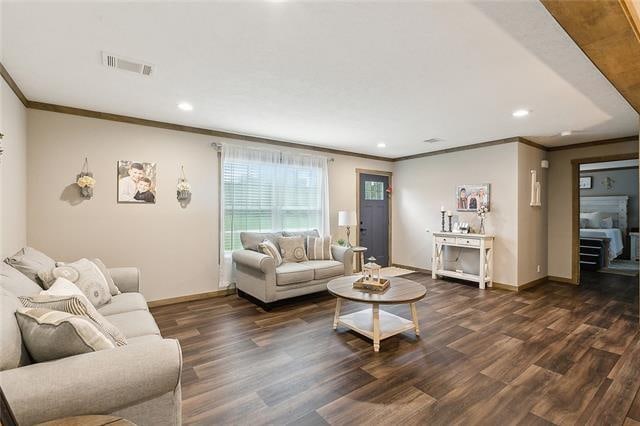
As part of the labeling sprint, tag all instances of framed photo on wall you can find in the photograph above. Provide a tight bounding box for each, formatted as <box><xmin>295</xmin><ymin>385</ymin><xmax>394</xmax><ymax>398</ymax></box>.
<box><xmin>456</xmin><ymin>183</ymin><xmax>490</xmax><ymax>211</ymax></box>
<box><xmin>579</xmin><ymin>176</ymin><xmax>592</xmax><ymax>189</ymax></box>
<box><xmin>117</xmin><ymin>160</ymin><xmax>157</xmax><ymax>204</ymax></box>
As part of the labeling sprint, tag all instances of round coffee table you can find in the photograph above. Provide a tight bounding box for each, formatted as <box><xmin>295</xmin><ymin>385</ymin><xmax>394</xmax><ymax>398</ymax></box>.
<box><xmin>327</xmin><ymin>275</ymin><xmax>426</xmax><ymax>352</ymax></box>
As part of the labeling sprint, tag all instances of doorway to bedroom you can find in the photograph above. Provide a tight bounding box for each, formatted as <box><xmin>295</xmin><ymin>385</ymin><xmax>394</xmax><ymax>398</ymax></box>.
<box><xmin>577</xmin><ymin>157</ymin><xmax>639</xmax><ymax>281</ymax></box>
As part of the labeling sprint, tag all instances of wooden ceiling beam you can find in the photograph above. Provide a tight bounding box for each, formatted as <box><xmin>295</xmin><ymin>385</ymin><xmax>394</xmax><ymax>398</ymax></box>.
<box><xmin>541</xmin><ymin>0</ymin><xmax>640</xmax><ymax>115</ymax></box>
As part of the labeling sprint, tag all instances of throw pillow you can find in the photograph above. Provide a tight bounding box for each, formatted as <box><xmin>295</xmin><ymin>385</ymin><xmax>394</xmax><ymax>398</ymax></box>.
<box><xmin>277</xmin><ymin>236</ymin><xmax>308</xmax><ymax>263</ymax></box>
<box><xmin>15</xmin><ymin>307</ymin><xmax>115</xmax><ymax>363</ymax></box>
<box><xmin>259</xmin><ymin>239</ymin><xmax>283</xmax><ymax>266</ymax></box>
<box><xmin>306</xmin><ymin>236</ymin><xmax>333</xmax><ymax>261</ymax></box>
<box><xmin>92</xmin><ymin>258</ymin><xmax>121</xmax><ymax>296</ymax></box>
<box><xmin>38</xmin><ymin>258</ymin><xmax>112</xmax><ymax>307</ymax></box>
<box><xmin>19</xmin><ymin>291</ymin><xmax>127</xmax><ymax>346</ymax></box>
<box><xmin>4</xmin><ymin>247</ymin><xmax>56</xmax><ymax>286</ymax></box>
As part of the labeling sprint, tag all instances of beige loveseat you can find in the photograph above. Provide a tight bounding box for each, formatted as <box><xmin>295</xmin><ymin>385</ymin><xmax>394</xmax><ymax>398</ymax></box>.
<box><xmin>0</xmin><ymin>249</ymin><xmax>182</xmax><ymax>426</ymax></box>
<box><xmin>232</xmin><ymin>230</ymin><xmax>353</xmax><ymax>308</ymax></box>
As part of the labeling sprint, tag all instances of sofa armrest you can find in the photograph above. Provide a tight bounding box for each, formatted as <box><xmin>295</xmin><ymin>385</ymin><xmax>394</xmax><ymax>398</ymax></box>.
<box><xmin>331</xmin><ymin>245</ymin><xmax>354</xmax><ymax>275</ymax></box>
<box><xmin>0</xmin><ymin>339</ymin><xmax>182</xmax><ymax>426</ymax></box>
<box><xmin>232</xmin><ymin>250</ymin><xmax>275</xmax><ymax>275</ymax></box>
<box><xmin>108</xmin><ymin>267</ymin><xmax>140</xmax><ymax>293</ymax></box>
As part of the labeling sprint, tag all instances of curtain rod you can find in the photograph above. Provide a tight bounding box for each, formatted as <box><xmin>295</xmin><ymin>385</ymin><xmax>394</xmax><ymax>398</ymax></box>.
<box><xmin>210</xmin><ymin>142</ymin><xmax>335</xmax><ymax>162</ymax></box>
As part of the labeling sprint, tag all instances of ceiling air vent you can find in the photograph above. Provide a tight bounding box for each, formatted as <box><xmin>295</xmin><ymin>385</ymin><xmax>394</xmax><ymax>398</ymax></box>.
<box><xmin>102</xmin><ymin>52</ymin><xmax>154</xmax><ymax>77</ymax></box>
<box><xmin>423</xmin><ymin>138</ymin><xmax>443</xmax><ymax>144</ymax></box>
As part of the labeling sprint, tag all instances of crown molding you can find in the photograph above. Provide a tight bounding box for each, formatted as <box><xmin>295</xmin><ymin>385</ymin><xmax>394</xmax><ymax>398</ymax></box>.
<box><xmin>0</xmin><ymin>62</ymin><xmax>29</xmax><ymax>108</ymax></box>
<box><xmin>547</xmin><ymin>135</ymin><xmax>639</xmax><ymax>152</ymax></box>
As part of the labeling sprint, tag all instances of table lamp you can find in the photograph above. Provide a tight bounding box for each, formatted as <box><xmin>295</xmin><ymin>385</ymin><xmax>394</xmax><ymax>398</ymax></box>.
<box><xmin>338</xmin><ymin>210</ymin><xmax>357</xmax><ymax>247</ymax></box>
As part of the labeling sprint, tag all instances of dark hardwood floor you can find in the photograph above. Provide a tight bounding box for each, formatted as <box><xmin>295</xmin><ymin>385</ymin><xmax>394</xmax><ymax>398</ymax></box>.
<box><xmin>150</xmin><ymin>271</ymin><xmax>640</xmax><ymax>425</ymax></box>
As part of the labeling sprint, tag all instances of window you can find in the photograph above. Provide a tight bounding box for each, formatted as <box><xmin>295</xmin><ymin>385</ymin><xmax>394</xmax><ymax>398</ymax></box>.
<box><xmin>364</xmin><ymin>181</ymin><xmax>385</xmax><ymax>200</ymax></box>
<box><xmin>222</xmin><ymin>146</ymin><xmax>329</xmax><ymax>251</ymax></box>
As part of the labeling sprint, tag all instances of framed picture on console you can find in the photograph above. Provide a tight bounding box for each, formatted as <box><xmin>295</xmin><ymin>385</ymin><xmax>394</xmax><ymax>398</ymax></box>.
<box><xmin>117</xmin><ymin>160</ymin><xmax>157</xmax><ymax>204</ymax></box>
<box><xmin>456</xmin><ymin>183</ymin><xmax>490</xmax><ymax>212</ymax></box>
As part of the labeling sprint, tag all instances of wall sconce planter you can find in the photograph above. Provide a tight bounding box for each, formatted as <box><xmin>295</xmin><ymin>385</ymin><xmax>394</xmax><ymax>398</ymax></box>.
<box><xmin>76</xmin><ymin>158</ymin><xmax>95</xmax><ymax>199</ymax></box>
<box><xmin>176</xmin><ymin>165</ymin><xmax>191</xmax><ymax>201</ymax></box>
<box><xmin>530</xmin><ymin>170</ymin><xmax>541</xmax><ymax>207</ymax></box>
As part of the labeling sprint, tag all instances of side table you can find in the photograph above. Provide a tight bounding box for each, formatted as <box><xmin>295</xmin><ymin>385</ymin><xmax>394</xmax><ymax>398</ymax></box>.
<box><xmin>351</xmin><ymin>246</ymin><xmax>367</xmax><ymax>272</ymax></box>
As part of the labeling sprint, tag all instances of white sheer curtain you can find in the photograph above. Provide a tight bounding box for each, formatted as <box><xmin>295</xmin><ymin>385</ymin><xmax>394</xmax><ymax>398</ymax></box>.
<box><xmin>219</xmin><ymin>144</ymin><xmax>330</xmax><ymax>287</ymax></box>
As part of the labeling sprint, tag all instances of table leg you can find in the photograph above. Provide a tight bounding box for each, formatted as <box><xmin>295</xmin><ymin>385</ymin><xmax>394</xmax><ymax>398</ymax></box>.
<box><xmin>410</xmin><ymin>303</ymin><xmax>420</xmax><ymax>336</ymax></box>
<box><xmin>372</xmin><ymin>303</ymin><xmax>380</xmax><ymax>352</ymax></box>
<box><xmin>479</xmin><ymin>240</ymin><xmax>486</xmax><ymax>289</ymax></box>
<box><xmin>332</xmin><ymin>298</ymin><xmax>342</xmax><ymax>330</ymax></box>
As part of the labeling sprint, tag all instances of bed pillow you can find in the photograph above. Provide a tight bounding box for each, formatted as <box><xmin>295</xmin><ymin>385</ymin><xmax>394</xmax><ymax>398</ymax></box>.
<box><xmin>600</xmin><ymin>216</ymin><xmax>614</xmax><ymax>229</ymax></box>
<box><xmin>37</xmin><ymin>259</ymin><xmax>112</xmax><ymax>307</ymax></box>
<box><xmin>579</xmin><ymin>218</ymin><xmax>590</xmax><ymax>229</ymax></box>
<box><xmin>580</xmin><ymin>212</ymin><xmax>602</xmax><ymax>229</ymax></box>
<box><xmin>15</xmin><ymin>307</ymin><xmax>115</xmax><ymax>363</ymax></box>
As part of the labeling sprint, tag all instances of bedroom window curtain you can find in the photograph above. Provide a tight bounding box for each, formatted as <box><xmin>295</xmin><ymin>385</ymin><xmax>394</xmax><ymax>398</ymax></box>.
<box><xmin>219</xmin><ymin>144</ymin><xmax>330</xmax><ymax>287</ymax></box>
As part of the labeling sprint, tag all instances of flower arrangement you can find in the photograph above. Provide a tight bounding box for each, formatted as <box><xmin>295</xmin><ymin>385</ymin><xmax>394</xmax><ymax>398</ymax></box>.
<box><xmin>477</xmin><ymin>205</ymin><xmax>488</xmax><ymax>234</ymax></box>
<box><xmin>77</xmin><ymin>175</ymin><xmax>96</xmax><ymax>188</ymax></box>
<box><xmin>176</xmin><ymin>165</ymin><xmax>191</xmax><ymax>201</ymax></box>
<box><xmin>76</xmin><ymin>158</ymin><xmax>94</xmax><ymax>199</ymax></box>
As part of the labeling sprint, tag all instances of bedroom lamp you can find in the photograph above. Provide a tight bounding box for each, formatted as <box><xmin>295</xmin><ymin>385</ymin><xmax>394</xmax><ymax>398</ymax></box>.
<box><xmin>338</xmin><ymin>210</ymin><xmax>357</xmax><ymax>247</ymax></box>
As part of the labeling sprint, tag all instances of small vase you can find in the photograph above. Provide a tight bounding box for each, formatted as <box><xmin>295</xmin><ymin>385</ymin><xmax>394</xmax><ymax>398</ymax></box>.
<box><xmin>479</xmin><ymin>218</ymin><xmax>485</xmax><ymax>234</ymax></box>
<box><xmin>177</xmin><ymin>189</ymin><xmax>191</xmax><ymax>201</ymax></box>
<box><xmin>80</xmin><ymin>186</ymin><xmax>93</xmax><ymax>199</ymax></box>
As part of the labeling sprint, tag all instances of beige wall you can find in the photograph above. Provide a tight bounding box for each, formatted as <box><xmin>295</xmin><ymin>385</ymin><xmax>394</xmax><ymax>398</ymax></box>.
<box><xmin>392</xmin><ymin>143</ymin><xmax>519</xmax><ymax>286</ymax></box>
<box><xmin>516</xmin><ymin>143</ymin><xmax>548</xmax><ymax>285</ymax></box>
<box><xmin>547</xmin><ymin>139</ymin><xmax>639</xmax><ymax>281</ymax></box>
<box><xmin>26</xmin><ymin>109</ymin><xmax>391</xmax><ymax>301</ymax></box>
<box><xmin>0</xmin><ymin>80</ymin><xmax>28</xmax><ymax>257</ymax></box>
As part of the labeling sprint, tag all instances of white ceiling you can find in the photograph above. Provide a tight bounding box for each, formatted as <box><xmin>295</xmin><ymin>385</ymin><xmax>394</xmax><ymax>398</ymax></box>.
<box><xmin>2</xmin><ymin>0</ymin><xmax>638</xmax><ymax>158</ymax></box>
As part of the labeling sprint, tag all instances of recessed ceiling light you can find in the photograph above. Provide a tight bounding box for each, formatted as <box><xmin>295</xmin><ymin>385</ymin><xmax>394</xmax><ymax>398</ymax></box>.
<box><xmin>178</xmin><ymin>102</ymin><xmax>193</xmax><ymax>111</ymax></box>
<box><xmin>560</xmin><ymin>130</ymin><xmax>572</xmax><ymax>136</ymax></box>
<box><xmin>512</xmin><ymin>109</ymin><xmax>530</xmax><ymax>118</ymax></box>
<box><xmin>377</xmin><ymin>142</ymin><xmax>386</xmax><ymax>148</ymax></box>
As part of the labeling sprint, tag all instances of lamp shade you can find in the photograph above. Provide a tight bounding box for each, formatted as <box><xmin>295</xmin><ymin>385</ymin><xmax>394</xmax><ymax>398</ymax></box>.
<box><xmin>338</xmin><ymin>210</ymin><xmax>357</xmax><ymax>227</ymax></box>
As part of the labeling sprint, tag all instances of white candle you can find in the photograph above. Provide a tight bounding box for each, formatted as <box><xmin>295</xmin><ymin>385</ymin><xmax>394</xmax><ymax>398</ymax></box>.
<box><xmin>447</xmin><ymin>211</ymin><xmax>452</xmax><ymax>217</ymax></box>
<box><xmin>441</xmin><ymin>205</ymin><xmax>445</xmax><ymax>212</ymax></box>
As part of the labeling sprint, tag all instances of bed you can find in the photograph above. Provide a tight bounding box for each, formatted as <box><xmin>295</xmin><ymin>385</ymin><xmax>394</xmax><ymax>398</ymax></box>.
<box><xmin>579</xmin><ymin>196</ymin><xmax>629</xmax><ymax>262</ymax></box>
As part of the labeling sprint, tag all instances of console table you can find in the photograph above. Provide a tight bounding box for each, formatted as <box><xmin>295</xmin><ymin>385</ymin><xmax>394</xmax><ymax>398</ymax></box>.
<box><xmin>431</xmin><ymin>232</ymin><xmax>495</xmax><ymax>289</ymax></box>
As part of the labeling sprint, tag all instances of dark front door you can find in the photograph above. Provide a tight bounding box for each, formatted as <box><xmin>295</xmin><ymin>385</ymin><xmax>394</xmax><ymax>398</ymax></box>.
<box><xmin>359</xmin><ymin>173</ymin><xmax>390</xmax><ymax>267</ymax></box>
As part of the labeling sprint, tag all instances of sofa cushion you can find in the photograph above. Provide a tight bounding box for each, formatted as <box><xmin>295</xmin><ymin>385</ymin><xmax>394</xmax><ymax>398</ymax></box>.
<box><xmin>38</xmin><ymin>258</ymin><xmax>112</xmax><ymax>307</ymax></box>
<box><xmin>104</xmin><ymin>310</ymin><xmax>160</xmax><ymax>338</ymax></box>
<box><xmin>306</xmin><ymin>236</ymin><xmax>333</xmax><ymax>261</ymax></box>
<box><xmin>283</xmin><ymin>229</ymin><xmax>320</xmax><ymax>249</ymax></box>
<box><xmin>301</xmin><ymin>260</ymin><xmax>344</xmax><ymax>280</ymax></box>
<box><xmin>259</xmin><ymin>239</ymin><xmax>283</xmax><ymax>267</ymax></box>
<box><xmin>0</xmin><ymin>289</ymin><xmax>31</xmax><ymax>371</ymax></box>
<box><xmin>240</xmin><ymin>232</ymin><xmax>283</xmax><ymax>252</ymax></box>
<box><xmin>278</xmin><ymin>236</ymin><xmax>308</xmax><ymax>263</ymax></box>
<box><xmin>93</xmin><ymin>258</ymin><xmax>121</xmax><ymax>296</ymax></box>
<box><xmin>16</xmin><ymin>307</ymin><xmax>115</xmax><ymax>362</ymax></box>
<box><xmin>97</xmin><ymin>292</ymin><xmax>149</xmax><ymax>316</ymax></box>
<box><xmin>19</xmin><ymin>293</ymin><xmax>127</xmax><ymax>347</ymax></box>
<box><xmin>127</xmin><ymin>334</ymin><xmax>163</xmax><ymax>345</ymax></box>
<box><xmin>275</xmin><ymin>263</ymin><xmax>314</xmax><ymax>286</ymax></box>
<box><xmin>0</xmin><ymin>263</ymin><xmax>42</xmax><ymax>297</ymax></box>
<box><xmin>4</xmin><ymin>247</ymin><xmax>56</xmax><ymax>285</ymax></box>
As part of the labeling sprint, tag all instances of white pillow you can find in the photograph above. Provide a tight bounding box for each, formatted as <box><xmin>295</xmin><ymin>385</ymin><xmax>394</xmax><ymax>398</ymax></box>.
<box><xmin>600</xmin><ymin>216</ymin><xmax>614</xmax><ymax>229</ymax></box>
<box><xmin>40</xmin><ymin>276</ymin><xmax>86</xmax><ymax>298</ymax></box>
<box><xmin>580</xmin><ymin>212</ymin><xmax>603</xmax><ymax>229</ymax></box>
<box><xmin>38</xmin><ymin>259</ymin><xmax>112</xmax><ymax>307</ymax></box>
<box><xmin>580</xmin><ymin>218</ymin><xmax>590</xmax><ymax>229</ymax></box>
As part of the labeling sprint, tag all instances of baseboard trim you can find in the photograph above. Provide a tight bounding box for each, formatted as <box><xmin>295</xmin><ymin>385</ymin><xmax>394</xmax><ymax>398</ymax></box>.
<box><xmin>391</xmin><ymin>263</ymin><xmax>432</xmax><ymax>274</ymax></box>
<box><xmin>548</xmin><ymin>275</ymin><xmax>579</xmax><ymax>285</ymax></box>
<box><xmin>148</xmin><ymin>287</ymin><xmax>236</xmax><ymax>308</ymax></box>
<box><xmin>492</xmin><ymin>282</ymin><xmax>518</xmax><ymax>291</ymax></box>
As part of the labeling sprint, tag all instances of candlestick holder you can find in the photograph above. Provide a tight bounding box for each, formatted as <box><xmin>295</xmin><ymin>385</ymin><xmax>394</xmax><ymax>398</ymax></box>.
<box><xmin>441</xmin><ymin>211</ymin><xmax>446</xmax><ymax>232</ymax></box>
<box><xmin>448</xmin><ymin>215</ymin><xmax>453</xmax><ymax>232</ymax></box>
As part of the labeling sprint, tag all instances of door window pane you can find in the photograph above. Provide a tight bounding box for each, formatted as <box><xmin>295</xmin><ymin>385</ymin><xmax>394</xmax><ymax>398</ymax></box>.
<box><xmin>364</xmin><ymin>181</ymin><xmax>384</xmax><ymax>200</ymax></box>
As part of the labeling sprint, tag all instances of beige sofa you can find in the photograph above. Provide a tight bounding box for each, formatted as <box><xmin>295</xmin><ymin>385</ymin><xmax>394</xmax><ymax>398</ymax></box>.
<box><xmin>232</xmin><ymin>230</ymin><xmax>353</xmax><ymax>308</ymax></box>
<box><xmin>0</xmin><ymin>250</ymin><xmax>182</xmax><ymax>426</ymax></box>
